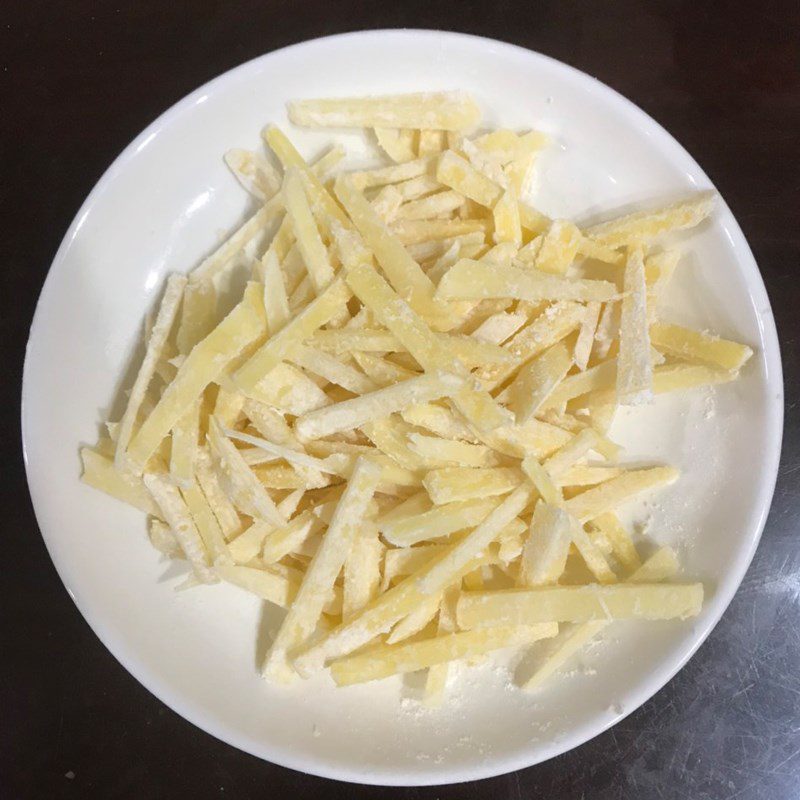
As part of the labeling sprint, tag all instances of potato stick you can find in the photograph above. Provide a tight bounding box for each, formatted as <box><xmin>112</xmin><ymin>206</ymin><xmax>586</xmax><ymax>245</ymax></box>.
<box><xmin>390</xmin><ymin>218</ymin><xmax>487</xmax><ymax>246</ymax></box>
<box><xmin>115</xmin><ymin>274</ymin><xmax>186</xmax><ymax>470</ymax></box>
<box><xmin>520</xmin><ymin>501</ymin><xmax>572</xmax><ymax>586</ymax></box>
<box><xmin>418</xmin><ymin>484</ymin><xmax>534</xmax><ymax>594</ymax></box>
<box><xmin>534</xmin><ymin>220</ymin><xmax>582</xmax><ymax>275</ymax></box>
<box><xmin>310</xmin><ymin>144</ymin><xmax>347</xmax><ymax>181</ymax></box>
<box><xmin>476</xmin><ymin>301</ymin><xmax>585</xmax><ymax>391</ymax></box>
<box><xmin>233</xmin><ymin>278</ymin><xmax>350</xmax><ymax>394</ymax></box>
<box><xmin>423</xmin><ymin>587</ymin><xmax>459</xmax><ymax>706</ymax></box>
<box><xmin>242</xmin><ymin>363</ymin><xmax>332</xmax><ymax>417</ymax></box>
<box><xmin>223</xmin><ymin>148</ymin><xmax>281</xmax><ymax>201</ymax></box>
<box><xmin>543</xmin><ymin>428</ymin><xmax>600</xmax><ymax>477</ymax></box>
<box><xmin>458</xmin><ymin>582</ymin><xmax>703</xmax><ymax>629</ymax></box>
<box><xmin>590</xmin><ymin>513</ymin><xmax>642</xmax><ymax>572</ymax></box>
<box><xmin>262</xmin><ymin>127</ymin><xmax>352</xmax><ymax>236</ymax></box>
<box><xmin>617</xmin><ymin>246</ymin><xmax>653</xmax><ymax>405</ymax></box>
<box><xmin>383</xmin><ymin>545</ymin><xmax>449</xmax><ymax>587</ymax></box>
<box><xmin>334</xmin><ymin>176</ymin><xmax>448</xmax><ymax>325</ymax></box>
<box><xmin>370</xmin><ymin>184</ymin><xmax>404</xmax><ymax>222</ymax></box>
<box><xmin>79</xmin><ymin>448</ymin><xmax>161</xmax><ymax>516</ymax></box>
<box><xmin>254</xmin><ymin>465</ymin><xmax>311</xmax><ymax>490</ymax></box>
<box><xmin>417</xmin><ymin>129</ymin><xmax>446</xmax><ymax>156</ymax></box>
<box><xmin>438</xmin><ymin>333</ymin><xmax>514</xmax><ymax>367</ymax></box>
<box><xmin>181</xmin><ymin>481</ymin><xmax>231</xmax><ymax>565</ymax></box>
<box><xmin>568</xmin><ymin>517</ymin><xmax>617</xmax><ymax>583</ymax></box>
<box><xmin>283</xmin><ymin>168</ymin><xmax>335</xmax><ymax>293</ymax></box>
<box><xmin>381</xmin><ymin>496</ymin><xmax>501</xmax><ymax>546</ymax></box>
<box><xmin>565</xmin><ymin>466</ymin><xmax>679</xmax><ymax>523</ymax></box>
<box><xmin>223</xmin><ymin>428</ymin><xmax>337</xmax><ymax>475</ymax></box>
<box><xmin>169</xmin><ymin>401</ymin><xmax>200</xmax><ymax>489</ymax></box>
<box><xmin>520</xmin><ymin>456</ymin><xmax>562</xmax><ymax>506</ymax></box>
<box><xmin>263</xmin><ymin>458</ymin><xmax>381</xmax><ymax>681</ymax></box>
<box><xmin>360</xmin><ymin>418</ymin><xmax>427</xmax><ymax>471</ymax></box>
<box><xmin>149</xmin><ymin>517</ymin><xmax>181</xmax><ymax>557</ymax></box>
<box><xmin>288</xmin><ymin>92</ymin><xmax>481</xmax><ymax>131</ymax></box>
<box><xmin>374</xmin><ymin>127</ymin><xmax>417</xmax><ymax>163</ymax></box>
<box><xmin>577</xmin><ymin>362</ymin><xmax>738</xmax><ymax>407</ymax></box>
<box><xmin>295</xmin><ymin>541</ymin><xmax>500</xmax><ymax>674</ymax></box>
<box><xmin>557</xmin><ymin>465</ymin><xmax>624</xmax><ymax>487</ymax></box>
<box><xmin>212</xmin><ymin>386</ymin><xmax>245</xmax><ymax>428</ymax></box>
<box><xmin>407</xmin><ymin>231</ymin><xmax>485</xmax><ymax>264</ymax></box>
<box><xmin>508</xmin><ymin>341</ymin><xmax>573</xmax><ymax>424</ymax></box>
<box><xmin>437</xmin><ymin>150</ymin><xmax>503</xmax><ymax>208</ymax></box>
<box><xmin>476</xmin><ymin>416</ymin><xmax>572</xmax><ymax>461</ymax></box>
<box><xmin>387</xmin><ymin>591</ymin><xmax>442</xmax><ymax>644</ymax></box>
<box><xmin>407</xmin><ymin>433</ymin><xmax>498</xmax><ymax>468</ymax></box>
<box><xmin>261</xmin><ymin>511</ymin><xmax>324</xmax><ymax>565</ymax></box>
<box><xmin>330</xmin><ymin>624</ymin><xmax>557</xmax><ymax>686</ymax></box>
<box><xmin>645</xmin><ymin>249</ymin><xmax>681</xmax><ymax>292</ymax></box>
<box><xmin>288</xmin><ymin>345</ymin><xmax>378</xmax><ymax>395</ymax></box>
<box><xmin>423</xmin><ymin>466</ymin><xmax>523</xmax><ymax>506</ymax></box>
<box><xmin>348</xmin><ymin>157</ymin><xmax>435</xmax><ymax>192</ymax></box>
<box><xmin>295</xmin><ymin>371</ymin><xmax>466</xmax><ymax>441</ymax></box>
<box><xmin>143</xmin><ymin>472</ymin><xmax>215</xmax><ymax>583</ymax></box>
<box><xmin>288</xmin><ymin>275</ymin><xmax>315</xmax><ymax>310</ymax></box>
<box><xmin>127</xmin><ymin>283</ymin><xmax>266</xmax><ymax>473</ymax></box>
<box><xmin>470</xmin><ymin>310</ymin><xmax>528</xmax><ymax>345</ymax></box>
<box><xmin>401</xmin><ymin>402</ymin><xmax>478</xmax><ymax>442</ymax></box>
<box><xmin>649</xmin><ymin>322</ymin><xmax>752</xmax><ymax>371</ymax></box>
<box><xmin>343</xmin><ymin>522</ymin><xmax>383</xmax><ymax>621</ymax></box>
<box><xmin>207</xmin><ymin>416</ymin><xmax>285</xmax><ymax>526</ymax></box>
<box><xmin>391</xmin><ymin>174</ymin><xmax>442</xmax><ymax>201</ymax></box>
<box><xmin>227</xmin><ymin>520</ymin><xmax>274</xmax><ymax>564</ymax></box>
<box><xmin>393</xmin><ymin>190</ymin><xmax>462</xmax><ymax>221</ymax></box>
<box><xmin>574</xmin><ymin>302</ymin><xmax>601</xmax><ymax>371</ymax></box>
<box><xmin>541</xmin><ymin>359</ymin><xmax>617</xmax><ymax>412</ymax></box>
<box><xmin>344</xmin><ymin>262</ymin><xmax>513</xmax><ymax>432</ymax></box>
<box><xmin>260</xmin><ymin>248</ymin><xmax>290</xmax><ymax>336</ymax></box>
<box><xmin>585</xmin><ymin>193</ymin><xmax>715</xmax><ymax>247</ymax></box>
<box><xmin>217</xmin><ymin>564</ymin><xmax>338</xmax><ymax>616</ymax></box>
<box><xmin>194</xmin><ymin>447</ymin><xmax>242</xmax><ymax>539</ymax></box>
<box><xmin>190</xmin><ymin>201</ymin><xmax>281</xmax><ymax>284</ymax></box>
<box><xmin>322</xmin><ymin>452</ymin><xmax>423</xmax><ymax>491</ymax></box>
<box><xmin>352</xmin><ymin>351</ymin><xmax>418</xmax><ymax>386</ymax></box>
<box><xmin>437</xmin><ymin>259</ymin><xmax>617</xmax><ymax>303</ymax></box>
<box><xmin>176</xmin><ymin>278</ymin><xmax>217</xmax><ymax>356</ymax></box>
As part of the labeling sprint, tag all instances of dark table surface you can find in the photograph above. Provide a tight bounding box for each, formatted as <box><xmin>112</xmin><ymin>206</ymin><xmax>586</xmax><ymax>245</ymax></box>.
<box><xmin>4</xmin><ymin>2</ymin><xmax>799</xmax><ymax>798</ymax></box>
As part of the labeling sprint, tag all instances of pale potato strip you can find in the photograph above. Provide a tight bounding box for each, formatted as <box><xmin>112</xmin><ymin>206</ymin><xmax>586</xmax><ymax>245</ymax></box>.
<box><xmin>423</xmin><ymin>466</ymin><xmax>522</xmax><ymax>506</ymax></box>
<box><xmin>617</xmin><ymin>246</ymin><xmax>653</xmax><ymax>405</ymax></box>
<box><xmin>386</xmin><ymin>592</ymin><xmax>442</xmax><ymax>644</ymax></box>
<box><xmin>390</xmin><ymin>218</ymin><xmax>487</xmax><ymax>246</ymax></box>
<box><xmin>288</xmin><ymin>345</ymin><xmax>378</xmax><ymax>395</ymax></box>
<box><xmin>80</xmin><ymin>448</ymin><xmax>161</xmax><ymax>516</ymax></box>
<box><xmin>520</xmin><ymin>501</ymin><xmax>572</xmax><ymax>586</ymax></box>
<box><xmin>260</xmin><ymin>247</ymin><xmax>291</xmax><ymax>336</ymax></box>
<box><xmin>492</xmin><ymin>186</ymin><xmax>522</xmax><ymax>246</ymax></box>
<box><xmin>543</xmin><ymin>428</ymin><xmax>600</xmax><ymax>477</ymax></box>
<box><xmin>330</xmin><ymin>624</ymin><xmax>557</xmax><ymax>686</ymax></box>
<box><xmin>127</xmin><ymin>283</ymin><xmax>266</xmax><ymax>473</ymax></box>
<box><xmin>534</xmin><ymin>220</ymin><xmax>581</xmax><ymax>274</ymax></box>
<box><xmin>423</xmin><ymin>588</ymin><xmax>458</xmax><ymax>707</ymax></box>
<box><xmin>181</xmin><ymin>481</ymin><xmax>231</xmax><ymax>565</ymax></box>
<box><xmin>437</xmin><ymin>259</ymin><xmax>617</xmax><ymax>303</ymax></box>
<box><xmin>223</xmin><ymin>148</ymin><xmax>281</xmax><ymax>201</ymax></box>
<box><xmin>288</xmin><ymin>92</ymin><xmax>481</xmax><ymax>131</ymax></box>
<box><xmin>294</xmin><ymin>371</ymin><xmax>466</xmax><ymax>441</ymax></box>
<box><xmin>343</xmin><ymin>521</ymin><xmax>383</xmax><ymax>621</ymax></box>
<box><xmin>508</xmin><ymin>341</ymin><xmax>573</xmax><ymax>424</ymax></box>
<box><xmin>263</xmin><ymin>457</ymin><xmax>381</xmax><ymax>681</ymax></box>
<box><xmin>649</xmin><ymin>322</ymin><xmax>752</xmax><ymax>371</ymax></box>
<box><xmin>458</xmin><ymin>583</ymin><xmax>703</xmax><ymax>628</ymax></box>
<box><xmin>233</xmin><ymin>278</ymin><xmax>350</xmax><ymax>394</ymax></box>
<box><xmin>470</xmin><ymin>311</ymin><xmax>528</xmax><ymax>344</ymax></box>
<box><xmin>590</xmin><ymin>513</ymin><xmax>642</xmax><ymax>572</ymax></box>
<box><xmin>194</xmin><ymin>447</ymin><xmax>242</xmax><ymax>539</ymax></box>
<box><xmin>407</xmin><ymin>433</ymin><xmax>498</xmax><ymax>468</ymax></box>
<box><xmin>115</xmin><ymin>274</ymin><xmax>186</xmax><ymax>470</ymax></box>
<box><xmin>574</xmin><ymin>301</ymin><xmax>601</xmax><ymax>371</ymax></box>
<box><xmin>374</xmin><ymin>128</ymin><xmax>417</xmax><ymax>163</ymax></box>
<box><xmin>396</xmin><ymin>190</ymin><xmax>465</xmax><ymax>220</ymax></box>
<box><xmin>176</xmin><ymin>279</ymin><xmax>217</xmax><ymax>355</ymax></box>
<box><xmin>564</xmin><ymin>466</ymin><xmax>679</xmax><ymax>523</ymax></box>
<box><xmin>311</xmin><ymin>329</ymin><xmax>401</xmax><ymax>355</ymax></box>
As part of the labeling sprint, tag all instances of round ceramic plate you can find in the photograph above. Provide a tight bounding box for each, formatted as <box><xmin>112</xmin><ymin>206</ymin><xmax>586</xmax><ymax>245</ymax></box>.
<box><xmin>22</xmin><ymin>30</ymin><xmax>782</xmax><ymax>786</ymax></box>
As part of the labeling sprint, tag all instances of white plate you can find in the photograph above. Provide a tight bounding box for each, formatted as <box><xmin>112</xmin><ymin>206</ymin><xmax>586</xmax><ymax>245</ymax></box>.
<box><xmin>22</xmin><ymin>30</ymin><xmax>783</xmax><ymax>786</ymax></box>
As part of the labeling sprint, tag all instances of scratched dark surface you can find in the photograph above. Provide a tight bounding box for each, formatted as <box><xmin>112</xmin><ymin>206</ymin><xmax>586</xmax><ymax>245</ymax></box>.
<box><xmin>4</xmin><ymin>1</ymin><xmax>800</xmax><ymax>798</ymax></box>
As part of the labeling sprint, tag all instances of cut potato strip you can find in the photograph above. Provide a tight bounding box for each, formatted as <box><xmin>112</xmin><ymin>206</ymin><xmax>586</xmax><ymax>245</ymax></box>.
<box><xmin>370</xmin><ymin>185</ymin><xmax>404</xmax><ymax>222</ymax></box>
<box><xmin>557</xmin><ymin>465</ymin><xmax>624</xmax><ymax>487</ymax></box>
<box><xmin>330</xmin><ymin>624</ymin><xmax>557</xmax><ymax>686</ymax></box>
<box><xmin>396</xmin><ymin>190</ymin><xmax>465</xmax><ymax>220</ymax></box>
<box><xmin>407</xmin><ymin>433</ymin><xmax>498</xmax><ymax>468</ymax></box>
<box><xmin>565</xmin><ymin>466</ymin><xmax>679</xmax><ymax>523</ymax></box>
<box><xmin>543</xmin><ymin>428</ymin><xmax>600</xmax><ymax>477</ymax></box>
<box><xmin>470</xmin><ymin>311</ymin><xmax>528</xmax><ymax>345</ymax></box>
<box><xmin>437</xmin><ymin>259</ymin><xmax>617</xmax><ymax>303</ymax></box>
<box><xmin>520</xmin><ymin>501</ymin><xmax>572</xmax><ymax>586</ymax></box>
<box><xmin>181</xmin><ymin>481</ymin><xmax>231</xmax><ymax>565</ymax></box>
<box><xmin>387</xmin><ymin>592</ymin><xmax>442</xmax><ymax>644</ymax></box>
<box><xmin>223</xmin><ymin>148</ymin><xmax>281</xmax><ymax>201</ymax></box>
<box><xmin>573</xmin><ymin>301</ymin><xmax>601</xmax><ymax>371</ymax></box>
<box><xmin>617</xmin><ymin>246</ymin><xmax>653</xmax><ymax>405</ymax></box>
<box><xmin>374</xmin><ymin>128</ymin><xmax>417</xmax><ymax>163</ymax></box>
<box><xmin>423</xmin><ymin>588</ymin><xmax>458</xmax><ymax>707</ymax></box>
<box><xmin>194</xmin><ymin>447</ymin><xmax>242</xmax><ymax>539</ymax></box>
<box><xmin>294</xmin><ymin>371</ymin><xmax>466</xmax><ymax>441</ymax></box>
<box><xmin>207</xmin><ymin>416</ymin><xmax>285</xmax><ymax>526</ymax></box>
<box><xmin>80</xmin><ymin>448</ymin><xmax>160</xmax><ymax>516</ymax></box>
<box><xmin>590</xmin><ymin>513</ymin><xmax>642</xmax><ymax>572</ymax></box>
<box><xmin>288</xmin><ymin>345</ymin><xmax>378</xmax><ymax>395</ymax></box>
<box><xmin>233</xmin><ymin>278</ymin><xmax>350</xmax><ymax>394</ymax></box>
<box><xmin>263</xmin><ymin>457</ymin><xmax>381</xmax><ymax>681</ymax></box>
<box><xmin>535</xmin><ymin>221</ymin><xmax>581</xmax><ymax>275</ymax></box>
<box><xmin>418</xmin><ymin>129</ymin><xmax>447</xmax><ymax>156</ymax></box>
<box><xmin>288</xmin><ymin>92</ymin><xmax>481</xmax><ymax>131</ymax></box>
<box><xmin>312</xmin><ymin>329</ymin><xmax>401</xmax><ymax>354</ymax></box>
<box><xmin>437</xmin><ymin>150</ymin><xmax>503</xmax><ymax>208</ymax></box>
<box><xmin>176</xmin><ymin>279</ymin><xmax>217</xmax><ymax>356</ymax></box>
<box><xmin>381</xmin><ymin>496</ymin><xmax>500</xmax><ymax>547</ymax></box>
<box><xmin>508</xmin><ymin>341</ymin><xmax>573</xmax><ymax>424</ymax></box>
<box><xmin>423</xmin><ymin>466</ymin><xmax>522</xmax><ymax>505</ymax></box>
<box><xmin>261</xmin><ymin>512</ymin><xmax>324</xmax><ymax>565</ymax></box>
<box><xmin>649</xmin><ymin>322</ymin><xmax>752</xmax><ymax>371</ymax></box>
<box><xmin>353</xmin><ymin>351</ymin><xmax>418</xmax><ymax>386</ymax></box>
<box><xmin>585</xmin><ymin>193</ymin><xmax>715</xmax><ymax>247</ymax></box>
<box><xmin>143</xmin><ymin>472</ymin><xmax>215</xmax><ymax>583</ymax></box>
<box><xmin>401</xmin><ymin>402</ymin><xmax>478</xmax><ymax>442</ymax></box>
<box><xmin>116</xmin><ymin>274</ymin><xmax>186</xmax><ymax>471</ymax></box>
<box><xmin>343</xmin><ymin>522</ymin><xmax>382</xmax><ymax>621</ymax></box>
<box><xmin>391</xmin><ymin>218</ymin><xmax>488</xmax><ymax>246</ymax></box>
<box><xmin>520</xmin><ymin>456</ymin><xmax>562</xmax><ymax>506</ymax></box>
<box><xmin>458</xmin><ymin>583</ymin><xmax>703</xmax><ymax>628</ymax></box>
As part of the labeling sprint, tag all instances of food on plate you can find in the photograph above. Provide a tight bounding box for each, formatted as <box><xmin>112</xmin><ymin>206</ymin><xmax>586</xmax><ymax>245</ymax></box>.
<box><xmin>81</xmin><ymin>91</ymin><xmax>752</xmax><ymax>704</ymax></box>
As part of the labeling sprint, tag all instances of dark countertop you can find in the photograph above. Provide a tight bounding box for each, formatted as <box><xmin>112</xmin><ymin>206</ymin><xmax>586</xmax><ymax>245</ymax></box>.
<box><xmin>4</xmin><ymin>2</ymin><xmax>799</xmax><ymax>798</ymax></box>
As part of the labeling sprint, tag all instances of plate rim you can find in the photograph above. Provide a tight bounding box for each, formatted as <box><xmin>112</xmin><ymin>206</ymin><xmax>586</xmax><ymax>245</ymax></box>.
<box><xmin>21</xmin><ymin>28</ymin><xmax>784</xmax><ymax>786</ymax></box>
